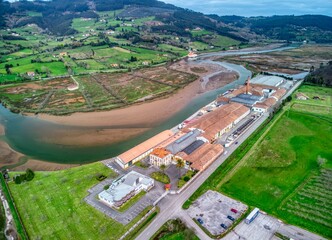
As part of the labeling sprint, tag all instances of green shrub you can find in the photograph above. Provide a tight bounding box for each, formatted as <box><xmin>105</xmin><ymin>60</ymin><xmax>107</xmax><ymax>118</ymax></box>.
<box><xmin>95</xmin><ymin>174</ymin><xmax>107</xmax><ymax>181</ymax></box>
<box><xmin>183</xmin><ymin>176</ymin><xmax>190</xmax><ymax>182</ymax></box>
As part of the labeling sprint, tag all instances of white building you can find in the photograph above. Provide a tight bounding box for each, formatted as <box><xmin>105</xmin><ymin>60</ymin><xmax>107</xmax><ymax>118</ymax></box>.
<box><xmin>98</xmin><ymin>171</ymin><xmax>154</xmax><ymax>208</ymax></box>
<box><xmin>149</xmin><ymin>148</ymin><xmax>172</xmax><ymax>167</ymax></box>
<box><xmin>251</xmin><ymin>75</ymin><xmax>285</xmax><ymax>87</ymax></box>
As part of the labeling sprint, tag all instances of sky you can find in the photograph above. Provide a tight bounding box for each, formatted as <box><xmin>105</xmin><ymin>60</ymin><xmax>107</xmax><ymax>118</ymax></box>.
<box><xmin>161</xmin><ymin>0</ymin><xmax>332</xmax><ymax>17</ymax></box>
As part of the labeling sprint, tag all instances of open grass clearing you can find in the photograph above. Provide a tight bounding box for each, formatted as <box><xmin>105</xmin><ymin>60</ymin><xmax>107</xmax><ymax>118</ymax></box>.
<box><xmin>7</xmin><ymin>162</ymin><xmax>152</xmax><ymax>240</ymax></box>
<box><xmin>219</xmin><ymin>109</ymin><xmax>332</xmax><ymax>238</ymax></box>
<box><xmin>294</xmin><ymin>84</ymin><xmax>332</xmax><ymax>106</ymax></box>
<box><xmin>210</xmin><ymin>35</ymin><xmax>240</xmax><ymax>48</ymax></box>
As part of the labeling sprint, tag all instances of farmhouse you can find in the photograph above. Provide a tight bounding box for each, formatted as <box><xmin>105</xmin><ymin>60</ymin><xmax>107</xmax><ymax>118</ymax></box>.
<box><xmin>296</xmin><ymin>92</ymin><xmax>309</xmax><ymax>100</ymax></box>
<box><xmin>98</xmin><ymin>171</ymin><xmax>154</xmax><ymax>208</ymax></box>
<box><xmin>149</xmin><ymin>148</ymin><xmax>172</xmax><ymax>167</ymax></box>
<box><xmin>26</xmin><ymin>72</ymin><xmax>35</xmax><ymax>77</ymax></box>
<box><xmin>188</xmin><ymin>51</ymin><xmax>198</xmax><ymax>59</ymax></box>
<box><xmin>115</xmin><ymin>130</ymin><xmax>174</xmax><ymax>169</ymax></box>
<box><xmin>59</xmin><ymin>52</ymin><xmax>68</xmax><ymax>57</ymax></box>
<box><xmin>67</xmin><ymin>84</ymin><xmax>78</xmax><ymax>91</ymax></box>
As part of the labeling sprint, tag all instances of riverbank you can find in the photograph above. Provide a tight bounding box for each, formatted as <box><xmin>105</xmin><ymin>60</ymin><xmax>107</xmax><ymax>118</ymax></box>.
<box><xmin>35</xmin><ymin>65</ymin><xmax>236</xmax><ymax>148</ymax></box>
<box><xmin>0</xmin><ymin>63</ymin><xmax>237</xmax><ymax>170</ymax></box>
<box><xmin>0</xmin><ymin>138</ymin><xmax>77</xmax><ymax>171</ymax></box>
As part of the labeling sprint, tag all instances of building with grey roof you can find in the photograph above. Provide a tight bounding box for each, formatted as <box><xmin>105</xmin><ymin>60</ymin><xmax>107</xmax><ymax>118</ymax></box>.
<box><xmin>98</xmin><ymin>171</ymin><xmax>154</xmax><ymax>208</ymax></box>
<box><xmin>166</xmin><ymin>129</ymin><xmax>202</xmax><ymax>154</ymax></box>
<box><xmin>251</xmin><ymin>75</ymin><xmax>285</xmax><ymax>87</ymax></box>
<box><xmin>230</xmin><ymin>94</ymin><xmax>264</xmax><ymax>107</ymax></box>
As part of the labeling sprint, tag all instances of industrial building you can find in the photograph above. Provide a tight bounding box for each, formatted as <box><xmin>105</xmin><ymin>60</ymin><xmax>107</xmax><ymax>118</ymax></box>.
<box><xmin>98</xmin><ymin>171</ymin><xmax>154</xmax><ymax>208</ymax></box>
<box><xmin>250</xmin><ymin>75</ymin><xmax>285</xmax><ymax>87</ymax></box>
<box><xmin>270</xmin><ymin>88</ymin><xmax>287</xmax><ymax>101</ymax></box>
<box><xmin>186</xmin><ymin>103</ymin><xmax>250</xmax><ymax>143</ymax></box>
<box><xmin>177</xmin><ymin>143</ymin><xmax>223</xmax><ymax>171</ymax></box>
<box><xmin>164</xmin><ymin>129</ymin><xmax>203</xmax><ymax>155</ymax></box>
<box><xmin>230</xmin><ymin>94</ymin><xmax>264</xmax><ymax>107</ymax></box>
<box><xmin>115</xmin><ymin>130</ymin><xmax>174</xmax><ymax>169</ymax></box>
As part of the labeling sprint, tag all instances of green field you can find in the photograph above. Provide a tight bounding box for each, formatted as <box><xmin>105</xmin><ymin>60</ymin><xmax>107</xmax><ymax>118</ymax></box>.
<box><xmin>210</xmin><ymin>35</ymin><xmax>240</xmax><ymax>48</ymax></box>
<box><xmin>8</xmin><ymin>162</ymin><xmax>153</xmax><ymax>239</ymax></box>
<box><xmin>293</xmin><ymin>85</ymin><xmax>332</xmax><ymax>116</ymax></box>
<box><xmin>0</xmin><ymin>67</ymin><xmax>194</xmax><ymax>114</ymax></box>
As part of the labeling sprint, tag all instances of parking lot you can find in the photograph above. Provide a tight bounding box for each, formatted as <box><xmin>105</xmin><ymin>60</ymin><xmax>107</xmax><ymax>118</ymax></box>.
<box><xmin>224</xmin><ymin>212</ymin><xmax>282</xmax><ymax>240</ymax></box>
<box><xmin>187</xmin><ymin>190</ymin><xmax>247</xmax><ymax>236</ymax></box>
<box><xmin>85</xmin><ymin>159</ymin><xmax>166</xmax><ymax>224</ymax></box>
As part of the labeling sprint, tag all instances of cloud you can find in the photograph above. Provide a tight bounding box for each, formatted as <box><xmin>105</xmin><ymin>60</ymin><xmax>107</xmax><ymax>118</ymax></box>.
<box><xmin>162</xmin><ymin>0</ymin><xmax>332</xmax><ymax>16</ymax></box>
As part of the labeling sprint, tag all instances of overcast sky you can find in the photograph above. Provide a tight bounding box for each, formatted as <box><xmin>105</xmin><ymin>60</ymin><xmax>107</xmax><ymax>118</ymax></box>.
<box><xmin>162</xmin><ymin>0</ymin><xmax>332</xmax><ymax>17</ymax></box>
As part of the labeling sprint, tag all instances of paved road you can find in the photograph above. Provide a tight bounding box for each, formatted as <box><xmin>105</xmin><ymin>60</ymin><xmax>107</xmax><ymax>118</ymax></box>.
<box><xmin>136</xmin><ymin>80</ymin><xmax>304</xmax><ymax>240</ymax></box>
<box><xmin>136</xmin><ymin>111</ymin><xmax>269</xmax><ymax>240</ymax></box>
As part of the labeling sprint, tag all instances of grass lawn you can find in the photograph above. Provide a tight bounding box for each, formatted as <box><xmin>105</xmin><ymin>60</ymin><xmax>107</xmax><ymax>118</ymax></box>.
<box><xmin>0</xmin><ymin>74</ymin><xmax>22</xmax><ymax>84</ymax></box>
<box><xmin>8</xmin><ymin>162</ymin><xmax>150</xmax><ymax>239</ymax></box>
<box><xmin>150</xmin><ymin>172</ymin><xmax>170</xmax><ymax>184</ymax></box>
<box><xmin>190</xmin><ymin>41</ymin><xmax>210</xmax><ymax>51</ymax></box>
<box><xmin>210</xmin><ymin>35</ymin><xmax>240</xmax><ymax>48</ymax></box>
<box><xmin>220</xmin><ymin>110</ymin><xmax>332</xmax><ymax>238</ymax></box>
<box><xmin>177</xmin><ymin>170</ymin><xmax>196</xmax><ymax>189</ymax></box>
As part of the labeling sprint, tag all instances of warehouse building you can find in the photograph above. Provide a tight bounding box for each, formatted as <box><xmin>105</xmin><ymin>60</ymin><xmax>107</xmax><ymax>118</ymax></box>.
<box><xmin>98</xmin><ymin>171</ymin><xmax>154</xmax><ymax>208</ymax></box>
<box><xmin>115</xmin><ymin>130</ymin><xmax>174</xmax><ymax>169</ymax></box>
<box><xmin>186</xmin><ymin>103</ymin><xmax>250</xmax><ymax>143</ymax></box>
<box><xmin>177</xmin><ymin>143</ymin><xmax>223</xmax><ymax>171</ymax></box>
<box><xmin>270</xmin><ymin>88</ymin><xmax>287</xmax><ymax>101</ymax></box>
<box><xmin>230</xmin><ymin>94</ymin><xmax>264</xmax><ymax>107</ymax></box>
<box><xmin>250</xmin><ymin>75</ymin><xmax>285</xmax><ymax>87</ymax></box>
<box><xmin>164</xmin><ymin>129</ymin><xmax>203</xmax><ymax>155</ymax></box>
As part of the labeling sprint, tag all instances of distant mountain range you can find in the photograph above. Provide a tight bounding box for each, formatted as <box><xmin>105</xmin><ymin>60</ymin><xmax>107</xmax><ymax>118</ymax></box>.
<box><xmin>1</xmin><ymin>0</ymin><xmax>332</xmax><ymax>43</ymax></box>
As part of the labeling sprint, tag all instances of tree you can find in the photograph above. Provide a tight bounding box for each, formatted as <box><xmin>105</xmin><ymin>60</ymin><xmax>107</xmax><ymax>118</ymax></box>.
<box><xmin>176</xmin><ymin>159</ymin><xmax>185</xmax><ymax>178</ymax></box>
<box><xmin>160</xmin><ymin>164</ymin><xmax>166</xmax><ymax>173</ymax></box>
<box><xmin>130</xmin><ymin>56</ymin><xmax>137</xmax><ymax>62</ymax></box>
<box><xmin>14</xmin><ymin>175</ymin><xmax>22</xmax><ymax>184</ymax></box>
<box><xmin>26</xmin><ymin>168</ymin><xmax>35</xmax><ymax>181</ymax></box>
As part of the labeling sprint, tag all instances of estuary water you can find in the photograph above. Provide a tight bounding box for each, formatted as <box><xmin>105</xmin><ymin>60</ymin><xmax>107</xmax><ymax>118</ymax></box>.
<box><xmin>0</xmin><ymin>45</ymin><xmax>296</xmax><ymax>164</ymax></box>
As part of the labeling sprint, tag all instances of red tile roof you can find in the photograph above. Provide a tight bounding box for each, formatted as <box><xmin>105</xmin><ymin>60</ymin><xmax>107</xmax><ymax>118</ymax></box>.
<box><xmin>185</xmin><ymin>103</ymin><xmax>249</xmax><ymax>141</ymax></box>
<box><xmin>178</xmin><ymin>143</ymin><xmax>223</xmax><ymax>171</ymax></box>
<box><xmin>118</xmin><ymin>130</ymin><xmax>174</xmax><ymax>164</ymax></box>
<box><xmin>150</xmin><ymin>148</ymin><xmax>172</xmax><ymax>159</ymax></box>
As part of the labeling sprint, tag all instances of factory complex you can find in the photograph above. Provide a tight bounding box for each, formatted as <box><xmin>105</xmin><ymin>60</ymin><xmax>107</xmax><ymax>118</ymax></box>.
<box><xmin>114</xmin><ymin>74</ymin><xmax>290</xmax><ymax>172</ymax></box>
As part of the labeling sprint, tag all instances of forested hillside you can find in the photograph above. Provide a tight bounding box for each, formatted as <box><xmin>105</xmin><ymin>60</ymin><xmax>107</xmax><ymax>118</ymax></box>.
<box><xmin>212</xmin><ymin>14</ymin><xmax>332</xmax><ymax>43</ymax></box>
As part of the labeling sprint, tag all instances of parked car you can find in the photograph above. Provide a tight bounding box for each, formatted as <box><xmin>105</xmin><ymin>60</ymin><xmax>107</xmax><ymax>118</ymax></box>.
<box><xmin>227</xmin><ymin>215</ymin><xmax>235</xmax><ymax>221</ymax></box>
<box><xmin>231</xmin><ymin>208</ymin><xmax>238</xmax><ymax>214</ymax></box>
<box><xmin>220</xmin><ymin>223</ymin><xmax>228</xmax><ymax>229</ymax></box>
<box><xmin>197</xmin><ymin>218</ymin><xmax>204</xmax><ymax>224</ymax></box>
<box><xmin>235</xmin><ymin>141</ymin><xmax>239</xmax><ymax>144</ymax></box>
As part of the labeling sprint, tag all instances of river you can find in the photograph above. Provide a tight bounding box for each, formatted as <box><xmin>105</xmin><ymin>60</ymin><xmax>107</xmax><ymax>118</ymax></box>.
<box><xmin>0</xmin><ymin>45</ymin><xmax>297</xmax><ymax>165</ymax></box>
